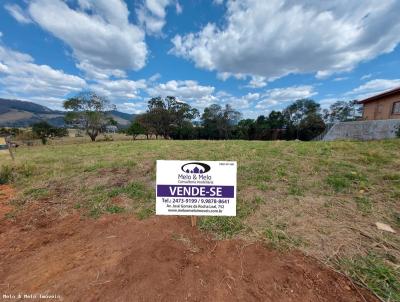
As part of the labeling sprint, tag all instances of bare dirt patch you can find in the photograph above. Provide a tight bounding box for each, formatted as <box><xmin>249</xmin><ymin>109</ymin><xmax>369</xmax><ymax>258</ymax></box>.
<box><xmin>0</xmin><ymin>212</ymin><xmax>377</xmax><ymax>301</ymax></box>
<box><xmin>0</xmin><ymin>185</ymin><xmax>15</xmax><ymax>218</ymax></box>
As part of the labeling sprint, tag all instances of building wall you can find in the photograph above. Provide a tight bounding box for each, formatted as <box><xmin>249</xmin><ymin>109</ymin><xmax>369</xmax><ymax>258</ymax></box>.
<box><xmin>362</xmin><ymin>92</ymin><xmax>400</xmax><ymax>120</ymax></box>
<box><xmin>323</xmin><ymin>119</ymin><xmax>400</xmax><ymax>141</ymax></box>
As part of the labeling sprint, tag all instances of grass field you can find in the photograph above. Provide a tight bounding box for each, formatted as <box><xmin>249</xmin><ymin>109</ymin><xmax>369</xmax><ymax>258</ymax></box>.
<box><xmin>1</xmin><ymin>139</ymin><xmax>400</xmax><ymax>301</ymax></box>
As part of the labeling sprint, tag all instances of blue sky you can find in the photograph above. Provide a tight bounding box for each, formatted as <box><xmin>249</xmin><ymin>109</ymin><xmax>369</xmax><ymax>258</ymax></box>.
<box><xmin>0</xmin><ymin>0</ymin><xmax>400</xmax><ymax>117</ymax></box>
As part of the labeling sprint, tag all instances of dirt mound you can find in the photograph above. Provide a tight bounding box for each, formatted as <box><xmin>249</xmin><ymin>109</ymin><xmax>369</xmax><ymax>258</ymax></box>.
<box><xmin>0</xmin><ymin>211</ymin><xmax>377</xmax><ymax>302</ymax></box>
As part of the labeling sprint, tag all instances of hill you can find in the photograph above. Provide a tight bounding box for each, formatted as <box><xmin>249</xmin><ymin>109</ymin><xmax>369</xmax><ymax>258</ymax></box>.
<box><xmin>0</xmin><ymin>98</ymin><xmax>136</xmax><ymax>127</ymax></box>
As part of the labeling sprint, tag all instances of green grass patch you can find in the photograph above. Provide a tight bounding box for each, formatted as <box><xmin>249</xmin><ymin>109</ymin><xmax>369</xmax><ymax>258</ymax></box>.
<box><xmin>394</xmin><ymin>213</ymin><xmax>400</xmax><ymax>228</ymax></box>
<box><xmin>24</xmin><ymin>187</ymin><xmax>49</xmax><ymax>199</ymax></box>
<box><xmin>108</xmin><ymin>182</ymin><xmax>152</xmax><ymax>200</ymax></box>
<box><xmin>106</xmin><ymin>204</ymin><xmax>125</xmax><ymax>214</ymax></box>
<box><xmin>78</xmin><ymin>182</ymin><xmax>154</xmax><ymax>219</ymax></box>
<box><xmin>288</xmin><ymin>182</ymin><xmax>303</xmax><ymax>196</ymax></box>
<box><xmin>326</xmin><ymin>170</ymin><xmax>368</xmax><ymax>192</ymax></box>
<box><xmin>136</xmin><ymin>206</ymin><xmax>155</xmax><ymax>220</ymax></box>
<box><xmin>199</xmin><ymin>216</ymin><xmax>245</xmax><ymax>238</ymax></box>
<box><xmin>0</xmin><ymin>165</ymin><xmax>13</xmax><ymax>184</ymax></box>
<box><xmin>340</xmin><ymin>254</ymin><xmax>400</xmax><ymax>302</ymax></box>
<box><xmin>263</xmin><ymin>222</ymin><xmax>303</xmax><ymax>250</ymax></box>
<box><xmin>354</xmin><ymin>196</ymin><xmax>372</xmax><ymax>214</ymax></box>
<box><xmin>199</xmin><ymin>196</ymin><xmax>263</xmax><ymax>238</ymax></box>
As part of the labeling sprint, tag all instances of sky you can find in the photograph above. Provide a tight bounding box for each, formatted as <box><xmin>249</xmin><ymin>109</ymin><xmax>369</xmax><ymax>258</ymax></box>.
<box><xmin>0</xmin><ymin>0</ymin><xmax>400</xmax><ymax>118</ymax></box>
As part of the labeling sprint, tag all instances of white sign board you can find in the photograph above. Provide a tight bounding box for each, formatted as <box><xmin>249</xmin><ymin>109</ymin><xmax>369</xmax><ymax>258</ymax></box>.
<box><xmin>156</xmin><ymin>160</ymin><xmax>237</xmax><ymax>216</ymax></box>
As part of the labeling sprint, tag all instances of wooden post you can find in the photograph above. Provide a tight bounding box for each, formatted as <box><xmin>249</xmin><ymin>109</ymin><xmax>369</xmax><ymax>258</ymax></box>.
<box><xmin>191</xmin><ymin>216</ymin><xmax>197</xmax><ymax>227</ymax></box>
<box><xmin>8</xmin><ymin>142</ymin><xmax>15</xmax><ymax>161</ymax></box>
<box><xmin>5</xmin><ymin>137</ymin><xmax>14</xmax><ymax>161</ymax></box>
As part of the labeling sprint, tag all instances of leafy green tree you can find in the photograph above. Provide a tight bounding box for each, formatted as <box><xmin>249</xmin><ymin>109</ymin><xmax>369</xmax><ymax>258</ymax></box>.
<box><xmin>32</xmin><ymin>121</ymin><xmax>68</xmax><ymax>144</ymax></box>
<box><xmin>396</xmin><ymin>125</ymin><xmax>400</xmax><ymax>138</ymax></box>
<box><xmin>142</xmin><ymin>96</ymin><xmax>199</xmax><ymax>139</ymax></box>
<box><xmin>267</xmin><ymin>111</ymin><xmax>286</xmax><ymax>129</ymax></box>
<box><xmin>254</xmin><ymin>115</ymin><xmax>271</xmax><ymax>139</ymax></box>
<box><xmin>201</xmin><ymin>104</ymin><xmax>241</xmax><ymax>139</ymax></box>
<box><xmin>322</xmin><ymin>100</ymin><xmax>360</xmax><ymax>123</ymax></box>
<box><xmin>298</xmin><ymin>113</ymin><xmax>326</xmax><ymax>140</ymax></box>
<box><xmin>126</xmin><ymin>120</ymin><xmax>144</xmax><ymax>140</ymax></box>
<box><xmin>234</xmin><ymin>119</ymin><xmax>256</xmax><ymax>140</ymax></box>
<box><xmin>169</xmin><ymin>120</ymin><xmax>197</xmax><ymax>140</ymax></box>
<box><xmin>283</xmin><ymin>99</ymin><xmax>325</xmax><ymax>140</ymax></box>
<box><xmin>283</xmin><ymin>99</ymin><xmax>320</xmax><ymax>126</ymax></box>
<box><xmin>135</xmin><ymin>113</ymin><xmax>155</xmax><ymax>139</ymax></box>
<box><xmin>63</xmin><ymin>91</ymin><xmax>116</xmax><ymax>142</ymax></box>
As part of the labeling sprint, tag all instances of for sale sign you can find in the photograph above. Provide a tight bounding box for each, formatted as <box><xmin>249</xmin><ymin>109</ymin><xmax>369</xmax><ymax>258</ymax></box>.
<box><xmin>156</xmin><ymin>160</ymin><xmax>237</xmax><ymax>216</ymax></box>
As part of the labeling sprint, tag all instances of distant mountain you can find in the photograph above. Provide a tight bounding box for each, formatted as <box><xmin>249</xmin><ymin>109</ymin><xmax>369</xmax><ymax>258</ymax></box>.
<box><xmin>108</xmin><ymin>110</ymin><xmax>136</xmax><ymax>127</ymax></box>
<box><xmin>0</xmin><ymin>98</ymin><xmax>136</xmax><ymax>127</ymax></box>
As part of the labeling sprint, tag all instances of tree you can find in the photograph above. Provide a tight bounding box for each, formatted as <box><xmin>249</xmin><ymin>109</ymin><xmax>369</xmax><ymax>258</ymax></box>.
<box><xmin>32</xmin><ymin>121</ymin><xmax>68</xmax><ymax>144</ymax></box>
<box><xmin>282</xmin><ymin>99</ymin><xmax>325</xmax><ymax>140</ymax></box>
<box><xmin>141</xmin><ymin>96</ymin><xmax>199</xmax><ymax>139</ymax></box>
<box><xmin>63</xmin><ymin>91</ymin><xmax>116</xmax><ymax>142</ymax></box>
<box><xmin>267</xmin><ymin>111</ymin><xmax>286</xmax><ymax>129</ymax></box>
<box><xmin>168</xmin><ymin>97</ymin><xmax>199</xmax><ymax>139</ymax></box>
<box><xmin>146</xmin><ymin>97</ymin><xmax>169</xmax><ymax>139</ymax></box>
<box><xmin>298</xmin><ymin>113</ymin><xmax>326</xmax><ymax>140</ymax></box>
<box><xmin>396</xmin><ymin>125</ymin><xmax>400</xmax><ymax>138</ymax></box>
<box><xmin>201</xmin><ymin>104</ymin><xmax>241</xmax><ymax>139</ymax></box>
<box><xmin>126</xmin><ymin>120</ymin><xmax>144</xmax><ymax>140</ymax></box>
<box><xmin>254</xmin><ymin>115</ymin><xmax>270</xmax><ymax>139</ymax></box>
<box><xmin>322</xmin><ymin>100</ymin><xmax>360</xmax><ymax>123</ymax></box>
<box><xmin>283</xmin><ymin>99</ymin><xmax>320</xmax><ymax>126</ymax></box>
<box><xmin>135</xmin><ymin>113</ymin><xmax>154</xmax><ymax>139</ymax></box>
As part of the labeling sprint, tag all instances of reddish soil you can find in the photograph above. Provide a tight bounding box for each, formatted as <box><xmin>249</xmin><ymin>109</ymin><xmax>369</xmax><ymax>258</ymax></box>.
<box><xmin>0</xmin><ymin>190</ymin><xmax>377</xmax><ymax>302</ymax></box>
<box><xmin>0</xmin><ymin>185</ymin><xmax>14</xmax><ymax>218</ymax></box>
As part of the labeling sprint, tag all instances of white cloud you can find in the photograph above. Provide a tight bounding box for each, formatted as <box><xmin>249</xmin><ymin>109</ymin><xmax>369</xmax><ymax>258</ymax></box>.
<box><xmin>117</xmin><ymin>102</ymin><xmax>147</xmax><ymax>114</ymax></box>
<box><xmin>27</xmin><ymin>0</ymin><xmax>147</xmax><ymax>79</ymax></box>
<box><xmin>213</xmin><ymin>0</ymin><xmax>224</xmax><ymax>5</ymax></box>
<box><xmin>333</xmin><ymin>77</ymin><xmax>349</xmax><ymax>82</ymax></box>
<box><xmin>0</xmin><ymin>45</ymin><xmax>86</xmax><ymax>109</ymax></box>
<box><xmin>137</xmin><ymin>0</ymin><xmax>180</xmax><ymax>35</ymax></box>
<box><xmin>4</xmin><ymin>4</ymin><xmax>32</xmax><ymax>24</ymax></box>
<box><xmin>361</xmin><ymin>74</ymin><xmax>373</xmax><ymax>81</ymax></box>
<box><xmin>89</xmin><ymin>79</ymin><xmax>147</xmax><ymax>100</ymax></box>
<box><xmin>247</xmin><ymin>76</ymin><xmax>267</xmax><ymax>88</ymax></box>
<box><xmin>318</xmin><ymin>97</ymin><xmax>345</xmax><ymax>109</ymax></box>
<box><xmin>175</xmin><ymin>2</ymin><xmax>183</xmax><ymax>14</ymax></box>
<box><xmin>217</xmin><ymin>72</ymin><xmax>246</xmax><ymax>81</ymax></box>
<box><xmin>346</xmin><ymin>78</ymin><xmax>400</xmax><ymax>99</ymax></box>
<box><xmin>256</xmin><ymin>85</ymin><xmax>317</xmax><ymax>109</ymax></box>
<box><xmin>148</xmin><ymin>73</ymin><xmax>162</xmax><ymax>82</ymax></box>
<box><xmin>147</xmin><ymin>80</ymin><xmax>214</xmax><ymax>99</ymax></box>
<box><xmin>147</xmin><ymin>80</ymin><xmax>217</xmax><ymax>109</ymax></box>
<box><xmin>171</xmin><ymin>0</ymin><xmax>400</xmax><ymax>81</ymax></box>
<box><xmin>228</xmin><ymin>93</ymin><xmax>260</xmax><ymax>109</ymax></box>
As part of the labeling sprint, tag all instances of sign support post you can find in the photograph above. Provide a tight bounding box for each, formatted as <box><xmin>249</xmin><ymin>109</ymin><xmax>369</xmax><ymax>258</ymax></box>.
<box><xmin>191</xmin><ymin>216</ymin><xmax>197</xmax><ymax>227</ymax></box>
<box><xmin>7</xmin><ymin>139</ymin><xmax>15</xmax><ymax>161</ymax></box>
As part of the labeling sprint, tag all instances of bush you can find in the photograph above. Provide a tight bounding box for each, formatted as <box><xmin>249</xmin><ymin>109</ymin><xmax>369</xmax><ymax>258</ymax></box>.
<box><xmin>396</xmin><ymin>125</ymin><xmax>400</xmax><ymax>138</ymax></box>
<box><xmin>0</xmin><ymin>165</ymin><xmax>13</xmax><ymax>184</ymax></box>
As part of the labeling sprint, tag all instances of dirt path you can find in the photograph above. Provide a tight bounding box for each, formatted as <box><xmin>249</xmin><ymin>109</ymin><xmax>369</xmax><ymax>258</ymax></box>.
<box><xmin>0</xmin><ymin>193</ymin><xmax>377</xmax><ymax>301</ymax></box>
